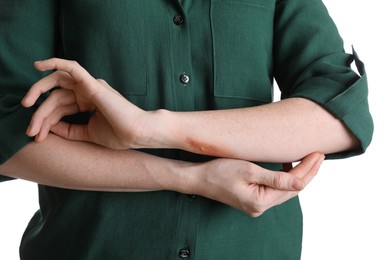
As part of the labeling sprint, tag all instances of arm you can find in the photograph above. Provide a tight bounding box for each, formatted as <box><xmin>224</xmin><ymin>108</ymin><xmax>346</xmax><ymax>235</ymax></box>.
<box><xmin>0</xmin><ymin>133</ymin><xmax>324</xmax><ymax>217</ymax></box>
<box><xmin>156</xmin><ymin>0</ymin><xmax>372</xmax><ymax>162</ymax></box>
<box><xmin>0</xmin><ymin>134</ymin><xmax>188</xmax><ymax>192</ymax></box>
<box><xmin>2</xmin><ymin>57</ymin><xmax>323</xmax><ymax>215</ymax></box>
<box><xmin>24</xmin><ymin>1</ymin><xmax>373</xmax><ymax>163</ymax></box>
<box><xmin>25</xmin><ymin>59</ymin><xmax>357</xmax><ymax>164</ymax></box>
<box><xmin>151</xmin><ymin>98</ymin><xmax>359</xmax><ymax>162</ymax></box>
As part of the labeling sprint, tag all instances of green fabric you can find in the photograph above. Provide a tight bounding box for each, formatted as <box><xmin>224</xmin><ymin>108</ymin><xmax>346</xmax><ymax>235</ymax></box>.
<box><xmin>0</xmin><ymin>0</ymin><xmax>373</xmax><ymax>259</ymax></box>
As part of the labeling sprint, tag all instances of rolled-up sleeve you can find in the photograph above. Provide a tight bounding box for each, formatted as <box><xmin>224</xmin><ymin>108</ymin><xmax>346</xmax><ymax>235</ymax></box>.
<box><xmin>0</xmin><ymin>0</ymin><xmax>59</xmax><ymax>181</ymax></box>
<box><xmin>273</xmin><ymin>0</ymin><xmax>373</xmax><ymax>159</ymax></box>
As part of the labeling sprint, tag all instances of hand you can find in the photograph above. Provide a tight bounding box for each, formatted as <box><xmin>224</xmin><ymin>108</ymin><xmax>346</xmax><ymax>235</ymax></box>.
<box><xmin>194</xmin><ymin>152</ymin><xmax>324</xmax><ymax>217</ymax></box>
<box><xmin>22</xmin><ymin>58</ymin><xmax>155</xmax><ymax>149</ymax></box>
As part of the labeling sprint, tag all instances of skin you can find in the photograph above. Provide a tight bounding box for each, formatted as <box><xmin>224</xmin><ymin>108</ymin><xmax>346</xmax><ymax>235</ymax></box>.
<box><xmin>0</xmin><ymin>57</ymin><xmax>356</xmax><ymax>216</ymax></box>
<box><xmin>22</xmin><ymin>59</ymin><xmax>359</xmax><ymax>163</ymax></box>
<box><xmin>0</xmin><ymin>135</ymin><xmax>323</xmax><ymax>217</ymax></box>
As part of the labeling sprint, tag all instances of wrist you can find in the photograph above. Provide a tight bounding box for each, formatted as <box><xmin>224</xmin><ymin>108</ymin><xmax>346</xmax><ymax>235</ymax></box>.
<box><xmin>163</xmin><ymin>160</ymin><xmax>201</xmax><ymax>195</ymax></box>
<box><xmin>143</xmin><ymin>109</ymin><xmax>179</xmax><ymax>149</ymax></box>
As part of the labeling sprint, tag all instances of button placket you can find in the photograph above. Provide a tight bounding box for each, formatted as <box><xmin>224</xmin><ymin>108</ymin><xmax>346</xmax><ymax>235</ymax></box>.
<box><xmin>168</xmin><ymin>5</ymin><xmax>198</xmax><ymax>259</ymax></box>
<box><xmin>170</xmin><ymin>9</ymin><xmax>194</xmax><ymax>110</ymax></box>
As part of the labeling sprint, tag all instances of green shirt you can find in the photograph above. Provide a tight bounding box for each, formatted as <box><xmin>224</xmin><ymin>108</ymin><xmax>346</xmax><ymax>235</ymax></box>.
<box><xmin>0</xmin><ymin>0</ymin><xmax>373</xmax><ymax>259</ymax></box>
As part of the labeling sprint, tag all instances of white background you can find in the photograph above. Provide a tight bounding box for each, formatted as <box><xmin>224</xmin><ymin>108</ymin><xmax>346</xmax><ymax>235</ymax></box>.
<box><xmin>1</xmin><ymin>1</ymin><xmax>389</xmax><ymax>259</ymax></box>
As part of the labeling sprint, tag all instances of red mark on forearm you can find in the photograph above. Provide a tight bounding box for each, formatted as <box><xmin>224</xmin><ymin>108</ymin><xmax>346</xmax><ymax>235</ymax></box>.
<box><xmin>185</xmin><ymin>137</ymin><xmax>233</xmax><ymax>158</ymax></box>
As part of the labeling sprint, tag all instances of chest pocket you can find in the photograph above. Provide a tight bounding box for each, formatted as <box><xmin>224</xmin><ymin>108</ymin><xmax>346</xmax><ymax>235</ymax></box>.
<box><xmin>210</xmin><ymin>0</ymin><xmax>275</xmax><ymax>104</ymax></box>
<box><xmin>61</xmin><ymin>1</ymin><xmax>147</xmax><ymax>98</ymax></box>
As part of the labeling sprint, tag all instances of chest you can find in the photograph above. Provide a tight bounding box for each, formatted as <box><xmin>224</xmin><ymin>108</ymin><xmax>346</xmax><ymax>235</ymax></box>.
<box><xmin>59</xmin><ymin>0</ymin><xmax>276</xmax><ymax>110</ymax></box>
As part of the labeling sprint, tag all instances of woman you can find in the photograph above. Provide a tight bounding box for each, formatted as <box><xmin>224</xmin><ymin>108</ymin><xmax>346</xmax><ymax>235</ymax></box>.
<box><xmin>0</xmin><ymin>0</ymin><xmax>372</xmax><ymax>259</ymax></box>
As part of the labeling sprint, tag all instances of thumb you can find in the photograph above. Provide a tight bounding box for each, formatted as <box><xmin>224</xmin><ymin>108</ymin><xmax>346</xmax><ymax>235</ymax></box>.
<box><xmin>257</xmin><ymin>153</ymin><xmax>323</xmax><ymax>191</ymax></box>
<box><xmin>289</xmin><ymin>152</ymin><xmax>325</xmax><ymax>186</ymax></box>
<box><xmin>50</xmin><ymin>121</ymin><xmax>90</xmax><ymax>142</ymax></box>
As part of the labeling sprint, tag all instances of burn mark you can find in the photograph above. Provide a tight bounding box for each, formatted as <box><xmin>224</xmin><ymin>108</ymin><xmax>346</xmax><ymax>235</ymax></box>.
<box><xmin>185</xmin><ymin>137</ymin><xmax>233</xmax><ymax>158</ymax></box>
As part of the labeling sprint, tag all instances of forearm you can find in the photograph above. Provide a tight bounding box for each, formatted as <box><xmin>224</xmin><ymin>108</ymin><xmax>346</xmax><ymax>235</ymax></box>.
<box><xmin>0</xmin><ymin>134</ymin><xmax>195</xmax><ymax>193</ymax></box>
<box><xmin>153</xmin><ymin>97</ymin><xmax>359</xmax><ymax>162</ymax></box>
<box><xmin>22</xmin><ymin>59</ymin><xmax>358</xmax><ymax>163</ymax></box>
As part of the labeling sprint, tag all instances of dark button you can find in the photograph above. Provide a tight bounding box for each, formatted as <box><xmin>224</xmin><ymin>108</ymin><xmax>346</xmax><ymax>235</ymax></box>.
<box><xmin>173</xmin><ymin>15</ymin><xmax>184</xmax><ymax>26</ymax></box>
<box><xmin>178</xmin><ymin>248</ymin><xmax>190</xmax><ymax>258</ymax></box>
<box><xmin>180</xmin><ymin>74</ymin><xmax>190</xmax><ymax>84</ymax></box>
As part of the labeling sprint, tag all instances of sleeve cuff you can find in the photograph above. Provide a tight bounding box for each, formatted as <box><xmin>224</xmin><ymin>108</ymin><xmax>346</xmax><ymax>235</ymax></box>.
<box><xmin>289</xmin><ymin>49</ymin><xmax>374</xmax><ymax>159</ymax></box>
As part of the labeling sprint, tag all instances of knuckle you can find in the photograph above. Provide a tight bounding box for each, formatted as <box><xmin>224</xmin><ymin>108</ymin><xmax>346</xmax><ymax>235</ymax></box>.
<box><xmin>243</xmin><ymin>162</ymin><xmax>257</xmax><ymax>177</ymax></box>
<box><xmin>54</xmin><ymin>76</ymin><xmax>62</xmax><ymax>86</ymax></box>
<box><xmin>247</xmin><ymin>207</ymin><xmax>264</xmax><ymax>218</ymax></box>
<box><xmin>249</xmin><ymin>212</ymin><xmax>262</xmax><ymax>218</ymax></box>
<box><xmin>273</xmin><ymin>172</ymin><xmax>283</xmax><ymax>188</ymax></box>
<box><xmin>68</xmin><ymin>60</ymin><xmax>80</xmax><ymax>74</ymax></box>
<box><xmin>70</xmin><ymin>60</ymin><xmax>79</xmax><ymax>66</ymax></box>
<box><xmin>51</xmin><ymin>57</ymin><xmax>60</xmax><ymax>63</ymax></box>
<box><xmin>51</xmin><ymin>89</ymin><xmax>67</xmax><ymax>104</ymax></box>
<box><xmin>41</xmin><ymin>117</ymin><xmax>52</xmax><ymax>128</ymax></box>
<box><xmin>247</xmin><ymin>162</ymin><xmax>257</xmax><ymax>173</ymax></box>
<box><xmin>96</xmin><ymin>78</ymin><xmax>106</xmax><ymax>84</ymax></box>
<box><xmin>52</xmin><ymin>57</ymin><xmax>65</xmax><ymax>67</ymax></box>
<box><xmin>247</xmin><ymin>200</ymin><xmax>265</xmax><ymax>218</ymax></box>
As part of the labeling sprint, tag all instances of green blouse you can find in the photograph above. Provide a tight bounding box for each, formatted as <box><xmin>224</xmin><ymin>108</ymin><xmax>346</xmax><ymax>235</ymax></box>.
<box><xmin>0</xmin><ymin>0</ymin><xmax>373</xmax><ymax>259</ymax></box>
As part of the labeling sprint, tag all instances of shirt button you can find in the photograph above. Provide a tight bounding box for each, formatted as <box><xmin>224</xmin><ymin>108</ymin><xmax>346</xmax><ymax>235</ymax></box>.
<box><xmin>180</xmin><ymin>74</ymin><xmax>190</xmax><ymax>84</ymax></box>
<box><xmin>173</xmin><ymin>15</ymin><xmax>184</xmax><ymax>26</ymax></box>
<box><xmin>178</xmin><ymin>248</ymin><xmax>190</xmax><ymax>258</ymax></box>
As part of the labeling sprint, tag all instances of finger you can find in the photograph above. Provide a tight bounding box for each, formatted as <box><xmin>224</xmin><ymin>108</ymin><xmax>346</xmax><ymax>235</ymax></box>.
<box><xmin>255</xmin><ymin>153</ymin><xmax>324</xmax><ymax>191</ymax></box>
<box><xmin>256</xmin><ymin>184</ymin><xmax>301</xmax><ymax>214</ymax></box>
<box><xmin>34</xmin><ymin>103</ymin><xmax>80</xmax><ymax>142</ymax></box>
<box><xmin>257</xmin><ymin>153</ymin><xmax>324</xmax><ymax>208</ymax></box>
<box><xmin>26</xmin><ymin>89</ymin><xmax>76</xmax><ymax>137</ymax></box>
<box><xmin>258</xmin><ymin>170</ymin><xmax>306</xmax><ymax>191</ymax></box>
<box><xmin>22</xmin><ymin>71</ymin><xmax>73</xmax><ymax>108</ymax></box>
<box><xmin>27</xmin><ymin>89</ymin><xmax>76</xmax><ymax>136</ymax></box>
<box><xmin>247</xmin><ymin>184</ymin><xmax>297</xmax><ymax>217</ymax></box>
<box><xmin>268</xmin><ymin>189</ymin><xmax>300</xmax><ymax>209</ymax></box>
<box><xmin>34</xmin><ymin>58</ymin><xmax>94</xmax><ymax>84</ymax></box>
<box><xmin>50</xmin><ymin>121</ymin><xmax>90</xmax><ymax>142</ymax></box>
<box><xmin>289</xmin><ymin>152</ymin><xmax>325</xmax><ymax>183</ymax></box>
<box><xmin>269</xmin><ymin>153</ymin><xmax>325</xmax><ymax>205</ymax></box>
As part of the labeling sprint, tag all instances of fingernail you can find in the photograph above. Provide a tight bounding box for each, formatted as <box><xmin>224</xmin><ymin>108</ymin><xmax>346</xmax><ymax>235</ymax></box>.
<box><xmin>317</xmin><ymin>153</ymin><xmax>325</xmax><ymax>162</ymax></box>
<box><xmin>21</xmin><ymin>96</ymin><xmax>29</xmax><ymax>105</ymax></box>
<box><xmin>26</xmin><ymin>125</ymin><xmax>31</xmax><ymax>136</ymax></box>
<box><xmin>34</xmin><ymin>61</ymin><xmax>43</xmax><ymax>69</ymax></box>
